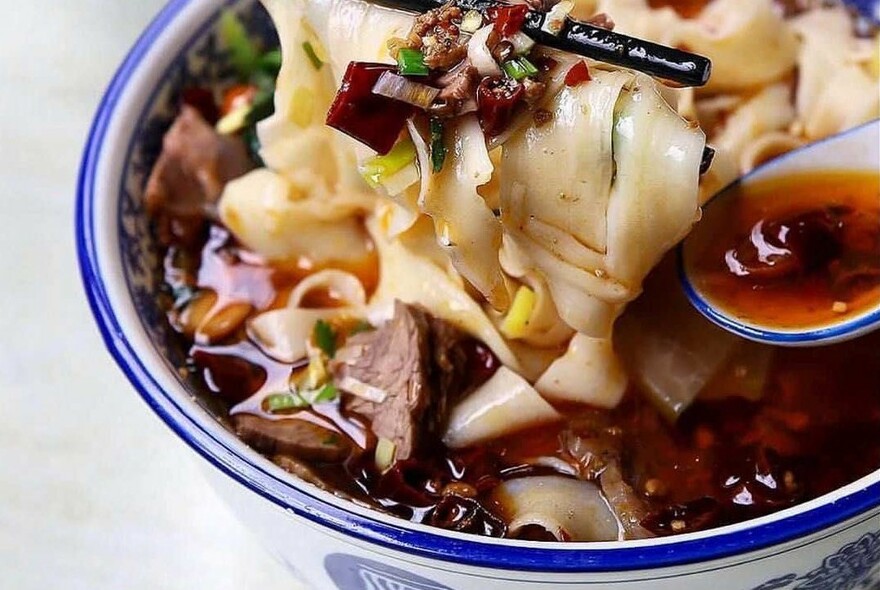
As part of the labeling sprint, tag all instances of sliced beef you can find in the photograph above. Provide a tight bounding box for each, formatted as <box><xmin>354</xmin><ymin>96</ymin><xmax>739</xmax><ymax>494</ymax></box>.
<box><xmin>331</xmin><ymin>301</ymin><xmax>467</xmax><ymax>461</ymax></box>
<box><xmin>233</xmin><ymin>413</ymin><xmax>353</xmax><ymax>463</ymax></box>
<box><xmin>145</xmin><ymin>105</ymin><xmax>253</xmax><ymax>244</ymax></box>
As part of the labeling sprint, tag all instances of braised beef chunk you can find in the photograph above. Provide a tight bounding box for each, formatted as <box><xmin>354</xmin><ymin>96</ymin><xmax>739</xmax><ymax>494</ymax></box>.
<box><xmin>145</xmin><ymin>105</ymin><xmax>253</xmax><ymax>244</ymax></box>
<box><xmin>331</xmin><ymin>301</ymin><xmax>467</xmax><ymax>461</ymax></box>
<box><xmin>233</xmin><ymin>414</ymin><xmax>352</xmax><ymax>463</ymax></box>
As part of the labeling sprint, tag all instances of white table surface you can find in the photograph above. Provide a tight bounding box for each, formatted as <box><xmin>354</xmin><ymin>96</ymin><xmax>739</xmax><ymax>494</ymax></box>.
<box><xmin>0</xmin><ymin>2</ymin><xmax>299</xmax><ymax>587</ymax></box>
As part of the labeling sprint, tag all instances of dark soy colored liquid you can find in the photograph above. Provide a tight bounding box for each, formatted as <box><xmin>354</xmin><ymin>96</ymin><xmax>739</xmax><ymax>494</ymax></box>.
<box><xmin>687</xmin><ymin>171</ymin><xmax>880</xmax><ymax>329</ymax></box>
<box><xmin>160</xmin><ymin>219</ymin><xmax>880</xmax><ymax>538</ymax></box>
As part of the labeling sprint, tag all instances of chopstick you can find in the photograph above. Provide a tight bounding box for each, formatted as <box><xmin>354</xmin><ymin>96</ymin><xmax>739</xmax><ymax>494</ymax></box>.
<box><xmin>369</xmin><ymin>0</ymin><xmax>712</xmax><ymax>87</ymax></box>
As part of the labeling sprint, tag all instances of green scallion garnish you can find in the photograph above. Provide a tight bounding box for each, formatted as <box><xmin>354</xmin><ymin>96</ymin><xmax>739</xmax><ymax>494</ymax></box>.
<box><xmin>265</xmin><ymin>392</ymin><xmax>308</xmax><ymax>413</ymax></box>
<box><xmin>397</xmin><ymin>48</ymin><xmax>430</xmax><ymax>77</ymax></box>
<box><xmin>302</xmin><ymin>41</ymin><xmax>324</xmax><ymax>70</ymax></box>
<box><xmin>359</xmin><ymin>139</ymin><xmax>417</xmax><ymax>187</ymax></box>
<box><xmin>313</xmin><ymin>320</ymin><xmax>337</xmax><ymax>359</ymax></box>
<box><xmin>311</xmin><ymin>383</ymin><xmax>339</xmax><ymax>404</ymax></box>
<box><xmin>429</xmin><ymin>118</ymin><xmax>447</xmax><ymax>174</ymax></box>
<box><xmin>219</xmin><ymin>11</ymin><xmax>259</xmax><ymax>77</ymax></box>
<box><xmin>258</xmin><ymin>49</ymin><xmax>283</xmax><ymax>77</ymax></box>
<box><xmin>502</xmin><ymin>57</ymin><xmax>539</xmax><ymax>81</ymax></box>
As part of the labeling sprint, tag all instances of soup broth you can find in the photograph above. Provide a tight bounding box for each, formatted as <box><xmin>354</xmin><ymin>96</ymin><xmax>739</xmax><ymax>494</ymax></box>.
<box><xmin>686</xmin><ymin>171</ymin><xmax>880</xmax><ymax>330</ymax></box>
<box><xmin>160</xmin><ymin>222</ymin><xmax>880</xmax><ymax>538</ymax></box>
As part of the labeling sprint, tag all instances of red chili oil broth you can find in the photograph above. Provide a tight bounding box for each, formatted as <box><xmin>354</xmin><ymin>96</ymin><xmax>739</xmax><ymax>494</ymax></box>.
<box><xmin>685</xmin><ymin>171</ymin><xmax>880</xmax><ymax>330</ymax></box>
<box><xmin>161</xmin><ymin>218</ymin><xmax>880</xmax><ymax>538</ymax></box>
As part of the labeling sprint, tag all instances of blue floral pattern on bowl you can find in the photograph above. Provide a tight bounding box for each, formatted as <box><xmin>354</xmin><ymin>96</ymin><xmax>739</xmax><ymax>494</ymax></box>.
<box><xmin>325</xmin><ymin>554</ymin><xmax>453</xmax><ymax>590</ymax></box>
<box><xmin>753</xmin><ymin>531</ymin><xmax>880</xmax><ymax>590</ymax></box>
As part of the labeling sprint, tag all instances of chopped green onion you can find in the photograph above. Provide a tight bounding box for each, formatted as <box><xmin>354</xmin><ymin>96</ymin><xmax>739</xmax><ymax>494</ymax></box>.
<box><xmin>375</xmin><ymin>438</ymin><xmax>397</xmax><ymax>472</ymax></box>
<box><xmin>501</xmin><ymin>285</ymin><xmax>537</xmax><ymax>339</ymax></box>
<box><xmin>502</xmin><ymin>57</ymin><xmax>539</xmax><ymax>81</ymax></box>
<box><xmin>429</xmin><ymin>118</ymin><xmax>447</xmax><ymax>174</ymax></box>
<box><xmin>519</xmin><ymin>57</ymin><xmax>539</xmax><ymax>77</ymax></box>
<box><xmin>359</xmin><ymin>139</ymin><xmax>417</xmax><ymax>187</ymax></box>
<box><xmin>219</xmin><ymin>11</ymin><xmax>259</xmax><ymax>77</ymax></box>
<box><xmin>311</xmin><ymin>383</ymin><xmax>339</xmax><ymax>404</ymax></box>
<box><xmin>396</xmin><ymin>48</ymin><xmax>430</xmax><ymax>76</ymax></box>
<box><xmin>257</xmin><ymin>49</ymin><xmax>283</xmax><ymax>77</ymax></box>
<box><xmin>265</xmin><ymin>392</ymin><xmax>308</xmax><ymax>413</ymax></box>
<box><xmin>302</xmin><ymin>41</ymin><xmax>324</xmax><ymax>70</ymax></box>
<box><xmin>460</xmin><ymin>10</ymin><xmax>484</xmax><ymax>34</ymax></box>
<box><xmin>313</xmin><ymin>320</ymin><xmax>337</xmax><ymax>359</ymax></box>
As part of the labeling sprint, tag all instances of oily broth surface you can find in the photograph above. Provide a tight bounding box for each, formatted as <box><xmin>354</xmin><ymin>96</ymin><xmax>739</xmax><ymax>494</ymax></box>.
<box><xmin>158</xmin><ymin>221</ymin><xmax>880</xmax><ymax>537</ymax></box>
<box><xmin>687</xmin><ymin>171</ymin><xmax>880</xmax><ymax>329</ymax></box>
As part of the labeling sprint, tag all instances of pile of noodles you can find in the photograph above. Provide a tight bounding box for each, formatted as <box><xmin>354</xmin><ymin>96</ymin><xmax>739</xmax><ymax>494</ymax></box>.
<box><xmin>220</xmin><ymin>0</ymin><xmax>880</xmax><ymax>416</ymax></box>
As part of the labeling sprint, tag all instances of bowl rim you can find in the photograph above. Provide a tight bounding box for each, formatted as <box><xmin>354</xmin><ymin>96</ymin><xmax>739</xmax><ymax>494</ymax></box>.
<box><xmin>76</xmin><ymin>0</ymin><xmax>880</xmax><ymax>574</ymax></box>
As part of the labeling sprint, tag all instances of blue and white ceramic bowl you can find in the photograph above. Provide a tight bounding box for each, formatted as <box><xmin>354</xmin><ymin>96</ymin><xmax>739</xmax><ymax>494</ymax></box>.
<box><xmin>77</xmin><ymin>1</ymin><xmax>880</xmax><ymax>589</ymax></box>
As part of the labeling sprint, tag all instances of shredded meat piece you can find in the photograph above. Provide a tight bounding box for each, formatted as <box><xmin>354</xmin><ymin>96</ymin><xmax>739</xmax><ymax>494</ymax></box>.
<box><xmin>438</xmin><ymin>65</ymin><xmax>478</xmax><ymax>102</ymax></box>
<box><xmin>145</xmin><ymin>105</ymin><xmax>253</xmax><ymax>245</ymax></box>
<box><xmin>394</xmin><ymin>1</ymin><xmax>468</xmax><ymax>71</ymax></box>
<box><xmin>331</xmin><ymin>301</ymin><xmax>467</xmax><ymax>461</ymax></box>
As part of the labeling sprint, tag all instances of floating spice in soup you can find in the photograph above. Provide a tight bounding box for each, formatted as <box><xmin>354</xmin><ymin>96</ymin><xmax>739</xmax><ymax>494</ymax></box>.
<box><xmin>685</xmin><ymin>171</ymin><xmax>880</xmax><ymax>330</ymax></box>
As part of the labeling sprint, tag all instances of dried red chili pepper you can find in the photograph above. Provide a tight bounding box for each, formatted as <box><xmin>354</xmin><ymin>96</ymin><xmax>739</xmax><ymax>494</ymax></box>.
<box><xmin>476</xmin><ymin>76</ymin><xmax>524</xmax><ymax>137</ymax></box>
<box><xmin>564</xmin><ymin>61</ymin><xmax>592</xmax><ymax>87</ymax></box>
<box><xmin>487</xmin><ymin>4</ymin><xmax>530</xmax><ymax>38</ymax></box>
<box><xmin>326</xmin><ymin>62</ymin><xmax>415</xmax><ymax>155</ymax></box>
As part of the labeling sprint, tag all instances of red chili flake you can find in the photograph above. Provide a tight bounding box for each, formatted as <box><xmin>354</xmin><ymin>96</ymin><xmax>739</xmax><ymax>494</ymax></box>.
<box><xmin>476</xmin><ymin>76</ymin><xmax>524</xmax><ymax>137</ymax></box>
<box><xmin>487</xmin><ymin>4</ymin><xmax>530</xmax><ymax>38</ymax></box>
<box><xmin>564</xmin><ymin>60</ymin><xmax>592</xmax><ymax>87</ymax></box>
<box><xmin>325</xmin><ymin>62</ymin><xmax>415</xmax><ymax>155</ymax></box>
<box><xmin>181</xmin><ymin>87</ymin><xmax>220</xmax><ymax>124</ymax></box>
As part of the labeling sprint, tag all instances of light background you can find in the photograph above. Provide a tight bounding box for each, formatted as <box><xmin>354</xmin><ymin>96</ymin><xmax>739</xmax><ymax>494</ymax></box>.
<box><xmin>0</xmin><ymin>2</ymin><xmax>299</xmax><ymax>587</ymax></box>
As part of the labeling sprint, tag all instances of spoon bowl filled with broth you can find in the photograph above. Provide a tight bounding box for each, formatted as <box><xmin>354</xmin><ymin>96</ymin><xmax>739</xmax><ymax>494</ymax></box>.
<box><xmin>681</xmin><ymin>120</ymin><xmax>880</xmax><ymax>345</ymax></box>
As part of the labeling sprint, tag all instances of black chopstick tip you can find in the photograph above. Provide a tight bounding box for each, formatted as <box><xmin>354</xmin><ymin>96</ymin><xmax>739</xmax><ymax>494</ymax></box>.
<box><xmin>697</xmin><ymin>58</ymin><xmax>712</xmax><ymax>87</ymax></box>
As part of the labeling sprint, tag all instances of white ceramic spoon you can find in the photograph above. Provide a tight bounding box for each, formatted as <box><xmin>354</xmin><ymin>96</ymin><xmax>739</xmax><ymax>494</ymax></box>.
<box><xmin>679</xmin><ymin>119</ymin><xmax>880</xmax><ymax>346</ymax></box>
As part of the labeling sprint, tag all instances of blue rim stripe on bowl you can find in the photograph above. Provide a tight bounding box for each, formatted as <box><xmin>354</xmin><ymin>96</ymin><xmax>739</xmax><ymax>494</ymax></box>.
<box><xmin>77</xmin><ymin>0</ymin><xmax>880</xmax><ymax>574</ymax></box>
